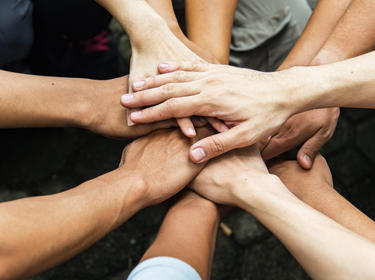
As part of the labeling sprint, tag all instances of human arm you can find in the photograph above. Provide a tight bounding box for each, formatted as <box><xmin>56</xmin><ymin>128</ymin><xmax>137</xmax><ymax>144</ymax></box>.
<box><xmin>268</xmin><ymin>155</ymin><xmax>375</xmax><ymax>242</ymax></box>
<box><xmin>121</xmin><ymin>52</ymin><xmax>375</xmax><ymax>162</ymax></box>
<box><xmin>190</xmin><ymin>146</ymin><xmax>375</xmax><ymax>280</ymax></box>
<box><xmin>279</xmin><ymin>0</ymin><xmax>352</xmax><ymax>69</ymax></box>
<box><xmin>0</xmin><ymin>71</ymin><xmax>176</xmax><ymax>138</ymax></box>
<box><xmin>0</xmin><ymin>127</ymin><xmax>211</xmax><ymax>279</ymax></box>
<box><xmin>135</xmin><ymin>191</ymin><xmax>220</xmax><ymax>280</ymax></box>
<box><xmin>184</xmin><ymin>0</ymin><xmax>237</xmax><ymax>64</ymax></box>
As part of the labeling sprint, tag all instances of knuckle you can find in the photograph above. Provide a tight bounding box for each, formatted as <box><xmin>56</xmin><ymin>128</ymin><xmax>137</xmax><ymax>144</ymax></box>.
<box><xmin>161</xmin><ymin>84</ymin><xmax>174</xmax><ymax>95</ymax></box>
<box><xmin>146</xmin><ymin>76</ymin><xmax>156</xmax><ymax>87</ymax></box>
<box><xmin>208</xmin><ymin>137</ymin><xmax>226</xmax><ymax>154</ymax></box>
<box><xmin>164</xmin><ymin>98</ymin><xmax>177</xmax><ymax>113</ymax></box>
<box><xmin>174</xmin><ymin>71</ymin><xmax>186</xmax><ymax>81</ymax></box>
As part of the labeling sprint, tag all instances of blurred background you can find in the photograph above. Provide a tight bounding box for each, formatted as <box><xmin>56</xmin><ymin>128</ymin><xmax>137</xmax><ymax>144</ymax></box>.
<box><xmin>1</xmin><ymin>0</ymin><xmax>375</xmax><ymax>279</ymax></box>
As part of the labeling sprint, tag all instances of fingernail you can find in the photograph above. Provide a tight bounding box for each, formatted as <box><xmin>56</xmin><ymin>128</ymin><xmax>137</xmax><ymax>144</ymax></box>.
<box><xmin>187</xmin><ymin>128</ymin><xmax>196</xmax><ymax>137</ymax></box>
<box><xmin>191</xmin><ymin>148</ymin><xmax>206</xmax><ymax>162</ymax></box>
<box><xmin>130</xmin><ymin>111</ymin><xmax>142</xmax><ymax>120</ymax></box>
<box><xmin>159</xmin><ymin>63</ymin><xmax>169</xmax><ymax>70</ymax></box>
<box><xmin>303</xmin><ymin>154</ymin><xmax>312</xmax><ymax>167</ymax></box>
<box><xmin>133</xmin><ymin>80</ymin><xmax>145</xmax><ymax>90</ymax></box>
<box><xmin>121</xmin><ymin>94</ymin><xmax>133</xmax><ymax>104</ymax></box>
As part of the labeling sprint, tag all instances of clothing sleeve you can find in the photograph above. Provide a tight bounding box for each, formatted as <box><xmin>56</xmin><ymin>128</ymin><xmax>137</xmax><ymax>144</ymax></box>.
<box><xmin>127</xmin><ymin>257</ymin><xmax>202</xmax><ymax>280</ymax></box>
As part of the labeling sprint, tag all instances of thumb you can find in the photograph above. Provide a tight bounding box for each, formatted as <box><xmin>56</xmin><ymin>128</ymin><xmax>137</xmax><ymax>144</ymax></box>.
<box><xmin>189</xmin><ymin>125</ymin><xmax>254</xmax><ymax>163</ymax></box>
<box><xmin>297</xmin><ymin>131</ymin><xmax>326</xmax><ymax>170</ymax></box>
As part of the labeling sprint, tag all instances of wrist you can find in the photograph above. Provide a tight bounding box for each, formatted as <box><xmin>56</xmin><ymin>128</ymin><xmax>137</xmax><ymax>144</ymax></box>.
<box><xmin>77</xmin><ymin>77</ymin><xmax>127</xmax><ymax>131</ymax></box>
<box><xmin>128</xmin><ymin>14</ymin><xmax>170</xmax><ymax>51</ymax></box>
<box><xmin>95</xmin><ymin>168</ymin><xmax>148</xmax><ymax>227</ymax></box>
<box><xmin>233</xmin><ymin>174</ymin><xmax>286</xmax><ymax>210</ymax></box>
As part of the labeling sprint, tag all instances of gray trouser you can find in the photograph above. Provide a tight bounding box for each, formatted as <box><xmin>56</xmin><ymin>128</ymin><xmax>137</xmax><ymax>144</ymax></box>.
<box><xmin>0</xmin><ymin>0</ymin><xmax>34</xmax><ymax>67</ymax></box>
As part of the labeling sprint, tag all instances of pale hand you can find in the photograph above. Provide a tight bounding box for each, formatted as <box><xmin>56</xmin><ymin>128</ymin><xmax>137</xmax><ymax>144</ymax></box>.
<box><xmin>122</xmin><ymin>62</ymin><xmax>296</xmax><ymax>163</ymax></box>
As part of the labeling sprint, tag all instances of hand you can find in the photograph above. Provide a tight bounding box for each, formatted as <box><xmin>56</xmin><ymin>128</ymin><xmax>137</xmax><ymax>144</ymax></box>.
<box><xmin>122</xmin><ymin>61</ymin><xmax>296</xmax><ymax>163</ymax></box>
<box><xmin>190</xmin><ymin>145</ymin><xmax>276</xmax><ymax>208</ymax></box>
<box><xmin>261</xmin><ymin>108</ymin><xmax>340</xmax><ymax>169</ymax></box>
<box><xmin>118</xmin><ymin>127</ymin><xmax>213</xmax><ymax>207</ymax></box>
<box><xmin>127</xmin><ymin>24</ymin><xmax>209</xmax><ymax>138</ymax></box>
<box><xmin>267</xmin><ymin>154</ymin><xmax>333</xmax><ymax>199</ymax></box>
<box><xmin>82</xmin><ymin>75</ymin><xmax>177</xmax><ymax>139</ymax></box>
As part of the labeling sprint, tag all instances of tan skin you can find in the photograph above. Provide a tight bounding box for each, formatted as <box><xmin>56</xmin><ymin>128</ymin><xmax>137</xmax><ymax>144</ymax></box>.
<box><xmin>190</xmin><ymin>146</ymin><xmax>375</xmax><ymax>280</ymax></box>
<box><xmin>139</xmin><ymin>190</ymin><xmax>221</xmax><ymax>280</ymax></box>
<box><xmin>269</xmin><ymin>155</ymin><xmax>375</xmax><ymax>242</ymax></box>
<box><xmin>0</xmin><ymin>127</ymin><xmax>213</xmax><ymax>279</ymax></box>
<box><xmin>0</xmin><ymin>71</ymin><xmax>176</xmax><ymax>138</ymax></box>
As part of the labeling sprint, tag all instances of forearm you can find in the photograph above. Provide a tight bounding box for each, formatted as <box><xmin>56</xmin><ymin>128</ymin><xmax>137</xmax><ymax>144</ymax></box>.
<box><xmin>285</xmin><ymin>180</ymin><xmax>375</xmax><ymax>242</ymax></box>
<box><xmin>280</xmin><ymin>51</ymin><xmax>375</xmax><ymax>113</ymax></box>
<box><xmin>0</xmin><ymin>169</ymin><xmax>143</xmax><ymax>279</ymax></box>
<box><xmin>313</xmin><ymin>0</ymin><xmax>375</xmax><ymax>64</ymax></box>
<box><xmin>0</xmin><ymin>71</ymin><xmax>101</xmax><ymax>128</ymax></box>
<box><xmin>140</xmin><ymin>196</ymin><xmax>220</xmax><ymax>280</ymax></box>
<box><xmin>237</xmin><ymin>177</ymin><xmax>375</xmax><ymax>280</ymax></box>
<box><xmin>95</xmin><ymin>0</ymin><xmax>168</xmax><ymax>49</ymax></box>
<box><xmin>185</xmin><ymin>0</ymin><xmax>237</xmax><ymax>64</ymax></box>
<box><xmin>280</xmin><ymin>0</ymin><xmax>352</xmax><ymax>69</ymax></box>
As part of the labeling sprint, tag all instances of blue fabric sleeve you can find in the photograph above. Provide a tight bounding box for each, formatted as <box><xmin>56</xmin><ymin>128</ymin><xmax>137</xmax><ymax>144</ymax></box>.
<box><xmin>127</xmin><ymin>257</ymin><xmax>202</xmax><ymax>280</ymax></box>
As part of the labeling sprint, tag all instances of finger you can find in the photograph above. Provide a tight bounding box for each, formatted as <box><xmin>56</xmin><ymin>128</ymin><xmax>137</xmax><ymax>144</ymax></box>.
<box><xmin>122</xmin><ymin>81</ymin><xmax>200</xmax><ymax>108</ymax></box>
<box><xmin>158</xmin><ymin>61</ymin><xmax>211</xmax><ymax>74</ymax></box>
<box><xmin>189</xmin><ymin>124</ymin><xmax>256</xmax><ymax>163</ymax></box>
<box><xmin>191</xmin><ymin>117</ymin><xmax>208</xmax><ymax>127</ymax></box>
<box><xmin>177</xmin><ymin>118</ymin><xmax>196</xmax><ymax>138</ymax></box>
<box><xmin>297</xmin><ymin>129</ymin><xmax>328</xmax><ymax>170</ymax></box>
<box><xmin>129</xmin><ymin>95</ymin><xmax>202</xmax><ymax>124</ymax></box>
<box><xmin>132</xmin><ymin>70</ymin><xmax>202</xmax><ymax>92</ymax></box>
<box><xmin>259</xmin><ymin>136</ymin><xmax>272</xmax><ymax>151</ymax></box>
<box><xmin>207</xmin><ymin>117</ymin><xmax>229</xmax><ymax>133</ymax></box>
<box><xmin>261</xmin><ymin>128</ymin><xmax>314</xmax><ymax>161</ymax></box>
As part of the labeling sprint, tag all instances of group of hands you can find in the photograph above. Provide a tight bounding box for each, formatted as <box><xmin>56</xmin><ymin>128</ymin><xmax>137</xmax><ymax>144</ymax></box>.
<box><xmin>79</xmin><ymin>19</ymin><xmax>338</xmax><ymax>213</ymax></box>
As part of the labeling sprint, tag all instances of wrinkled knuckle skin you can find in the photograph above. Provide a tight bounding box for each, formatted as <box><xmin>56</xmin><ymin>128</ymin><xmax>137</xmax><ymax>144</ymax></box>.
<box><xmin>146</xmin><ymin>77</ymin><xmax>156</xmax><ymax>87</ymax></box>
<box><xmin>207</xmin><ymin>137</ymin><xmax>226</xmax><ymax>154</ymax></box>
<box><xmin>164</xmin><ymin>99</ymin><xmax>176</xmax><ymax>115</ymax></box>
<box><xmin>162</xmin><ymin>84</ymin><xmax>174</xmax><ymax>95</ymax></box>
<box><xmin>174</xmin><ymin>71</ymin><xmax>185</xmax><ymax>82</ymax></box>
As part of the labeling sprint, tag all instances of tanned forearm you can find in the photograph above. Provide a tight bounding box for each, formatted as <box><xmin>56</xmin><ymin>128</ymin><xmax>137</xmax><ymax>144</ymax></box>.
<box><xmin>185</xmin><ymin>0</ymin><xmax>237</xmax><ymax>64</ymax></box>
<box><xmin>280</xmin><ymin>0</ymin><xmax>352</xmax><ymax>69</ymax></box>
<box><xmin>140</xmin><ymin>193</ymin><xmax>220</xmax><ymax>280</ymax></box>
<box><xmin>0</xmin><ymin>70</ymin><xmax>108</xmax><ymax>129</ymax></box>
<box><xmin>313</xmin><ymin>0</ymin><xmax>375</xmax><ymax>64</ymax></box>
<box><xmin>0</xmin><ymin>170</ymin><xmax>143</xmax><ymax>279</ymax></box>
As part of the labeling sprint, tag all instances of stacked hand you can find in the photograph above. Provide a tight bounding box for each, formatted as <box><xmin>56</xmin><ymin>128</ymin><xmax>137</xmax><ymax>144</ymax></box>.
<box><xmin>126</xmin><ymin>23</ymin><xmax>223</xmax><ymax>137</ymax></box>
<box><xmin>118</xmin><ymin>127</ymin><xmax>213</xmax><ymax>207</ymax></box>
<box><xmin>121</xmin><ymin>61</ymin><xmax>338</xmax><ymax>168</ymax></box>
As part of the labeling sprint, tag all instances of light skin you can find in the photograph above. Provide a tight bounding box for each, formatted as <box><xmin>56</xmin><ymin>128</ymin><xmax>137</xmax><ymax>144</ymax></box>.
<box><xmin>144</xmin><ymin>0</ymin><xmax>236</xmax><ymax>132</ymax></box>
<box><xmin>0</xmin><ymin>127</ymin><xmax>212</xmax><ymax>279</ymax></box>
<box><xmin>272</xmin><ymin>0</ymin><xmax>375</xmax><ymax>169</ymax></box>
<box><xmin>264</xmin><ymin>0</ymin><xmax>353</xmax><ymax>169</ymax></box>
<box><xmin>121</xmin><ymin>51</ymin><xmax>375</xmax><ymax>162</ymax></box>
<box><xmin>96</xmin><ymin>0</ymin><xmax>207</xmax><ymax>137</ymax></box>
<box><xmin>190</xmin><ymin>146</ymin><xmax>375</xmax><ymax>280</ymax></box>
<box><xmin>139</xmin><ymin>190</ymin><xmax>221</xmax><ymax>280</ymax></box>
